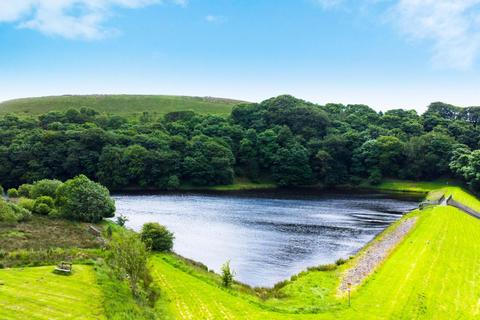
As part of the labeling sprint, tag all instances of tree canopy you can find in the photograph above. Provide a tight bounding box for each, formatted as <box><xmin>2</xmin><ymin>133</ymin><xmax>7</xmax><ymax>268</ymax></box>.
<box><xmin>1</xmin><ymin>96</ymin><xmax>480</xmax><ymax>191</ymax></box>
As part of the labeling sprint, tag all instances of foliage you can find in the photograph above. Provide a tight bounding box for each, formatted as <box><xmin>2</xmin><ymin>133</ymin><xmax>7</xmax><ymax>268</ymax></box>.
<box><xmin>116</xmin><ymin>214</ymin><xmax>129</xmax><ymax>227</ymax></box>
<box><xmin>33</xmin><ymin>196</ymin><xmax>54</xmax><ymax>215</ymax></box>
<box><xmin>140</xmin><ymin>223</ymin><xmax>174</xmax><ymax>252</ymax></box>
<box><xmin>7</xmin><ymin>188</ymin><xmax>19</xmax><ymax>198</ymax></box>
<box><xmin>17</xmin><ymin>184</ymin><xmax>32</xmax><ymax>197</ymax></box>
<box><xmin>107</xmin><ymin>230</ymin><xmax>158</xmax><ymax>305</ymax></box>
<box><xmin>1</xmin><ymin>95</ymin><xmax>480</xmax><ymax>190</ymax></box>
<box><xmin>0</xmin><ymin>184</ymin><xmax>3</xmax><ymax>196</ymax></box>
<box><xmin>56</xmin><ymin>175</ymin><xmax>115</xmax><ymax>222</ymax></box>
<box><xmin>30</xmin><ymin>179</ymin><xmax>63</xmax><ymax>199</ymax></box>
<box><xmin>18</xmin><ymin>197</ymin><xmax>35</xmax><ymax>212</ymax></box>
<box><xmin>0</xmin><ymin>198</ymin><xmax>31</xmax><ymax>223</ymax></box>
<box><xmin>221</xmin><ymin>260</ymin><xmax>235</xmax><ymax>288</ymax></box>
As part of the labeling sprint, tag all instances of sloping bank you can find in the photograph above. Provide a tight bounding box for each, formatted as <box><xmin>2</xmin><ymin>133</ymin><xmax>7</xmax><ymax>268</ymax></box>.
<box><xmin>150</xmin><ymin>185</ymin><xmax>480</xmax><ymax>319</ymax></box>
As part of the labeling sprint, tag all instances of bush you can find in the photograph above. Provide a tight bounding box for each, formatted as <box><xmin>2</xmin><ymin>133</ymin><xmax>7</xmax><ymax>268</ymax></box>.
<box><xmin>140</xmin><ymin>223</ymin><xmax>174</xmax><ymax>252</ymax></box>
<box><xmin>48</xmin><ymin>209</ymin><xmax>61</xmax><ymax>219</ymax></box>
<box><xmin>221</xmin><ymin>260</ymin><xmax>235</xmax><ymax>288</ymax></box>
<box><xmin>18</xmin><ymin>198</ymin><xmax>35</xmax><ymax>212</ymax></box>
<box><xmin>34</xmin><ymin>203</ymin><xmax>51</xmax><ymax>215</ymax></box>
<box><xmin>7</xmin><ymin>188</ymin><xmax>19</xmax><ymax>198</ymax></box>
<box><xmin>0</xmin><ymin>185</ymin><xmax>4</xmax><ymax>196</ymax></box>
<box><xmin>30</xmin><ymin>179</ymin><xmax>63</xmax><ymax>199</ymax></box>
<box><xmin>0</xmin><ymin>199</ymin><xmax>31</xmax><ymax>222</ymax></box>
<box><xmin>107</xmin><ymin>230</ymin><xmax>158</xmax><ymax>304</ymax></box>
<box><xmin>18</xmin><ymin>184</ymin><xmax>33</xmax><ymax>198</ymax></box>
<box><xmin>33</xmin><ymin>196</ymin><xmax>54</xmax><ymax>215</ymax></box>
<box><xmin>56</xmin><ymin>175</ymin><xmax>115</xmax><ymax>222</ymax></box>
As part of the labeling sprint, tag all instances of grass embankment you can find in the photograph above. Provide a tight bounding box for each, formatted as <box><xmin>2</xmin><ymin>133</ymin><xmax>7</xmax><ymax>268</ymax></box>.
<box><xmin>149</xmin><ymin>186</ymin><xmax>480</xmax><ymax>319</ymax></box>
<box><xmin>0</xmin><ymin>95</ymin><xmax>243</xmax><ymax>118</ymax></box>
<box><xmin>0</xmin><ymin>265</ymin><xmax>105</xmax><ymax>320</ymax></box>
<box><xmin>360</xmin><ymin>178</ymin><xmax>457</xmax><ymax>194</ymax></box>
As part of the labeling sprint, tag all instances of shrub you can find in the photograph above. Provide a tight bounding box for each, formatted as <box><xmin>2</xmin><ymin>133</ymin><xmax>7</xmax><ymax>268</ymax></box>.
<box><xmin>221</xmin><ymin>260</ymin><xmax>235</xmax><ymax>288</ymax></box>
<box><xmin>18</xmin><ymin>198</ymin><xmax>35</xmax><ymax>212</ymax></box>
<box><xmin>107</xmin><ymin>230</ymin><xmax>158</xmax><ymax>304</ymax></box>
<box><xmin>0</xmin><ymin>199</ymin><xmax>18</xmax><ymax>222</ymax></box>
<box><xmin>0</xmin><ymin>185</ymin><xmax>4</xmax><ymax>196</ymax></box>
<box><xmin>140</xmin><ymin>222</ymin><xmax>174</xmax><ymax>252</ymax></box>
<box><xmin>34</xmin><ymin>203</ymin><xmax>51</xmax><ymax>215</ymax></box>
<box><xmin>9</xmin><ymin>203</ymin><xmax>31</xmax><ymax>222</ymax></box>
<box><xmin>7</xmin><ymin>188</ymin><xmax>19</xmax><ymax>198</ymax></box>
<box><xmin>115</xmin><ymin>214</ymin><xmax>128</xmax><ymax>227</ymax></box>
<box><xmin>56</xmin><ymin>175</ymin><xmax>115</xmax><ymax>222</ymax></box>
<box><xmin>335</xmin><ymin>258</ymin><xmax>347</xmax><ymax>266</ymax></box>
<box><xmin>0</xmin><ymin>199</ymin><xmax>31</xmax><ymax>222</ymax></box>
<box><xmin>30</xmin><ymin>179</ymin><xmax>63</xmax><ymax>199</ymax></box>
<box><xmin>18</xmin><ymin>184</ymin><xmax>33</xmax><ymax>198</ymax></box>
<box><xmin>33</xmin><ymin>196</ymin><xmax>54</xmax><ymax>215</ymax></box>
<box><xmin>48</xmin><ymin>209</ymin><xmax>61</xmax><ymax>219</ymax></box>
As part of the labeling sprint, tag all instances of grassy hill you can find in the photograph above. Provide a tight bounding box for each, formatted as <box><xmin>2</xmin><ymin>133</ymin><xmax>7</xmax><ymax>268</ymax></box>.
<box><xmin>0</xmin><ymin>95</ymin><xmax>244</xmax><ymax>117</ymax></box>
<box><xmin>149</xmin><ymin>186</ymin><xmax>480</xmax><ymax>319</ymax></box>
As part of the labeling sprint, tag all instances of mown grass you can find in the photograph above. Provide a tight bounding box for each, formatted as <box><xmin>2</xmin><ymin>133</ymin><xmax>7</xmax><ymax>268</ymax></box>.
<box><xmin>149</xmin><ymin>186</ymin><xmax>480</xmax><ymax>319</ymax></box>
<box><xmin>0</xmin><ymin>95</ymin><xmax>242</xmax><ymax>118</ymax></box>
<box><xmin>0</xmin><ymin>265</ymin><xmax>105</xmax><ymax>320</ymax></box>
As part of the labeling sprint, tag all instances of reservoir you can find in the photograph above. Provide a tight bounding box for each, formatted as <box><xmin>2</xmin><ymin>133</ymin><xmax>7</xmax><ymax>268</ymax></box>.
<box><xmin>114</xmin><ymin>190</ymin><xmax>418</xmax><ymax>287</ymax></box>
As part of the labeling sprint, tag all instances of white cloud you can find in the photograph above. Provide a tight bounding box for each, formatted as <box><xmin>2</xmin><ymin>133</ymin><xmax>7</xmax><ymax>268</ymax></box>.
<box><xmin>315</xmin><ymin>0</ymin><xmax>480</xmax><ymax>69</ymax></box>
<box><xmin>391</xmin><ymin>0</ymin><xmax>480</xmax><ymax>69</ymax></box>
<box><xmin>0</xmin><ymin>0</ymin><xmax>183</xmax><ymax>39</ymax></box>
<box><xmin>205</xmin><ymin>14</ymin><xmax>226</xmax><ymax>24</ymax></box>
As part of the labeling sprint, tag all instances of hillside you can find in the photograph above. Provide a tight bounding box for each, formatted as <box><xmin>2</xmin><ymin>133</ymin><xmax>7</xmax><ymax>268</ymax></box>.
<box><xmin>149</xmin><ymin>186</ymin><xmax>480</xmax><ymax>319</ymax></box>
<box><xmin>0</xmin><ymin>95</ymin><xmax>244</xmax><ymax>117</ymax></box>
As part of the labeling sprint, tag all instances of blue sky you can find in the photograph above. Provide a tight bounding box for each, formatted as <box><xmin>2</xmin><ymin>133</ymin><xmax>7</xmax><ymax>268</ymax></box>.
<box><xmin>0</xmin><ymin>0</ymin><xmax>479</xmax><ymax>112</ymax></box>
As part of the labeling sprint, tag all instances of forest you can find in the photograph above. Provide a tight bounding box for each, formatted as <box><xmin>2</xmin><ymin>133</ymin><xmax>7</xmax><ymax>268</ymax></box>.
<box><xmin>1</xmin><ymin>95</ymin><xmax>479</xmax><ymax>191</ymax></box>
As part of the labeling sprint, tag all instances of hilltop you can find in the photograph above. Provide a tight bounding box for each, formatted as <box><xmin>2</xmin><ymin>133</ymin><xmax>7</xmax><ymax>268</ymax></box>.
<box><xmin>0</xmin><ymin>95</ymin><xmax>244</xmax><ymax>117</ymax></box>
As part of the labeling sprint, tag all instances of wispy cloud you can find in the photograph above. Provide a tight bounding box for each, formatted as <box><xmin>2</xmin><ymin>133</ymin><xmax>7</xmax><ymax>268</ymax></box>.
<box><xmin>0</xmin><ymin>0</ymin><xmax>183</xmax><ymax>40</ymax></box>
<box><xmin>205</xmin><ymin>14</ymin><xmax>227</xmax><ymax>24</ymax></box>
<box><xmin>391</xmin><ymin>0</ymin><xmax>480</xmax><ymax>69</ymax></box>
<box><xmin>314</xmin><ymin>0</ymin><xmax>480</xmax><ymax>69</ymax></box>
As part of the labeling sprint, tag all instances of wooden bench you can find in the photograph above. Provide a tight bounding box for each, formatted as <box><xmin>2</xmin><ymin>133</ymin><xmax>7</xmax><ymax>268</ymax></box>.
<box><xmin>54</xmin><ymin>262</ymin><xmax>73</xmax><ymax>274</ymax></box>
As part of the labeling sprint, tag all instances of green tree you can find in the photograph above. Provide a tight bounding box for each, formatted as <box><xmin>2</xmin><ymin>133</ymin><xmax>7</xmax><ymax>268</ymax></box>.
<box><xmin>140</xmin><ymin>223</ymin><xmax>174</xmax><ymax>252</ymax></box>
<box><xmin>221</xmin><ymin>260</ymin><xmax>235</xmax><ymax>288</ymax></box>
<box><xmin>56</xmin><ymin>175</ymin><xmax>115</xmax><ymax>222</ymax></box>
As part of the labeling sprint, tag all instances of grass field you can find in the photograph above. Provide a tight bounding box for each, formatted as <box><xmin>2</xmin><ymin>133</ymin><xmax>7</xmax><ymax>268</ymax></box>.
<box><xmin>149</xmin><ymin>186</ymin><xmax>480</xmax><ymax>319</ymax></box>
<box><xmin>0</xmin><ymin>265</ymin><xmax>105</xmax><ymax>320</ymax></box>
<box><xmin>0</xmin><ymin>95</ymin><xmax>243</xmax><ymax>117</ymax></box>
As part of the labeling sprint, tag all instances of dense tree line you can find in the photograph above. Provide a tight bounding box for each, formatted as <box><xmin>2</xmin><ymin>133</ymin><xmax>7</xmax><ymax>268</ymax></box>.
<box><xmin>1</xmin><ymin>95</ymin><xmax>480</xmax><ymax>191</ymax></box>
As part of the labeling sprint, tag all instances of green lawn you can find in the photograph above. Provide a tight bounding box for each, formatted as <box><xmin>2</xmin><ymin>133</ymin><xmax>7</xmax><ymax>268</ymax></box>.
<box><xmin>149</xmin><ymin>186</ymin><xmax>480</xmax><ymax>319</ymax></box>
<box><xmin>0</xmin><ymin>95</ymin><xmax>243</xmax><ymax>117</ymax></box>
<box><xmin>0</xmin><ymin>265</ymin><xmax>105</xmax><ymax>320</ymax></box>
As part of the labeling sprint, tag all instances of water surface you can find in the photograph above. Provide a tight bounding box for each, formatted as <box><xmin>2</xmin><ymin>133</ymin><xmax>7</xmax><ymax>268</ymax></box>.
<box><xmin>114</xmin><ymin>191</ymin><xmax>418</xmax><ymax>287</ymax></box>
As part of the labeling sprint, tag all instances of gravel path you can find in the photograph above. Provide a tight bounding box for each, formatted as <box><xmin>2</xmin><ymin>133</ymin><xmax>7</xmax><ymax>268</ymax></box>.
<box><xmin>339</xmin><ymin>217</ymin><xmax>417</xmax><ymax>293</ymax></box>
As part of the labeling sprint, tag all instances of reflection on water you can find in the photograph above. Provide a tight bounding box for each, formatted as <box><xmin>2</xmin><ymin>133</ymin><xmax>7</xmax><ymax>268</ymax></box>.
<box><xmin>114</xmin><ymin>191</ymin><xmax>418</xmax><ymax>287</ymax></box>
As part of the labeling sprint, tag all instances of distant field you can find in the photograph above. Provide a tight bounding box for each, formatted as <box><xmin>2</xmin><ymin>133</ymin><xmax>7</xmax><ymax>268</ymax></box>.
<box><xmin>150</xmin><ymin>186</ymin><xmax>480</xmax><ymax>319</ymax></box>
<box><xmin>0</xmin><ymin>265</ymin><xmax>105</xmax><ymax>320</ymax></box>
<box><xmin>0</xmin><ymin>95</ymin><xmax>244</xmax><ymax>117</ymax></box>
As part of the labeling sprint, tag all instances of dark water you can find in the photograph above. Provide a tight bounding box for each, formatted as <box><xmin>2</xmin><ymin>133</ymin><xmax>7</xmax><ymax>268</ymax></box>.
<box><xmin>114</xmin><ymin>191</ymin><xmax>418</xmax><ymax>287</ymax></box>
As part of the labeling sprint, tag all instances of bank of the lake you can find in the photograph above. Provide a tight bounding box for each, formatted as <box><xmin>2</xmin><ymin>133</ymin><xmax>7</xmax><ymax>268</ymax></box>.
<box><xmin>114</xmin><ymin>189</ymin><xmax>418</xmax><ymax>287</ymax></box>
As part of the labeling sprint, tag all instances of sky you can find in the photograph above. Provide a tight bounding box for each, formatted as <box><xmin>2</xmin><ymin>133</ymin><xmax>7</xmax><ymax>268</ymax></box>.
<box><xmin>1</xmin><ymin>0</ymin><xmax>480</xmax><ymax>112</ymax></box>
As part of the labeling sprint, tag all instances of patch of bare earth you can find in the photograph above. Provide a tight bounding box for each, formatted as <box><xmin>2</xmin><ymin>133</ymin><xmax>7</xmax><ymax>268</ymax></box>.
<box><xmin>338</xmin><ymin>217</ymin><xmax>417</xmax><ymax>294</ymax></box>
